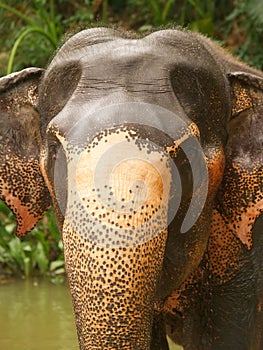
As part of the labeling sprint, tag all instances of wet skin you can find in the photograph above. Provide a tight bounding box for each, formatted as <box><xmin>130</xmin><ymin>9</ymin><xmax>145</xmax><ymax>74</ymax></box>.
<box><xmin>0</xmin><ymin>28</ymin><xmax>263</xmax><ymax>349</ymax></box>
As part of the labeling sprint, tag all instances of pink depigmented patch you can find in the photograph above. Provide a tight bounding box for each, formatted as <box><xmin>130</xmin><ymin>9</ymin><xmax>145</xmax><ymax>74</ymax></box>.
<box><xmin>229</xmin><ymin>198</ymin><xmax>263</xmax><ymax>250</ymax></box>
<box><xmin>2</xmin><ymin>188</ymin><xmax>40</xmax><ymax>236</ymax></box>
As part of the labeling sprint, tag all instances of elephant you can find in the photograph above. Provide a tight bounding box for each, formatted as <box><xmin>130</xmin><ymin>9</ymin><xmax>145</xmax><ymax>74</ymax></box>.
<box><xmin>0</xmin><ymin>27</ymin><xmax>262</xmax><ymax>350</ymax></box>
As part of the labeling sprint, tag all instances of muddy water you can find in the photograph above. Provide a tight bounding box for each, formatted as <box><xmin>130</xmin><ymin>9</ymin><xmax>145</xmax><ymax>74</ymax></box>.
<box><xmin>0</xmin><ymin>278</ymin><xmax>182</xmax><ymax>350</ymax></box>
<box><xmin>0</xmin><ymin>279</ymin><xmax>78</xmax><ymax>350</ymax></box>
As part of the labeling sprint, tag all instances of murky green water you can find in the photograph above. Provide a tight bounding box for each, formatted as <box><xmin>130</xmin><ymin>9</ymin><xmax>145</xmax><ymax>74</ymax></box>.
<box><xmin>0</xmin><ymin>279</ymin><xmax>78</xmax><ymax>350</ymax></box>
<box><xmin>0</xmin><ymin>278</ymin><xmax>182</xmax><ymax>350</ymax></box>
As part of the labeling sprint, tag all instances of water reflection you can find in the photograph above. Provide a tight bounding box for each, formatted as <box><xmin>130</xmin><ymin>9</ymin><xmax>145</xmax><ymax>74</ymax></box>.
<box><xmin>0</xmin><ymin>278</ymin><xmax>184</xmax><ymax>349</ymax></box>
<box><xmin>0</xmin><ymin>279</ymin><xmax>78</xmax><ymax>350</ymax></box>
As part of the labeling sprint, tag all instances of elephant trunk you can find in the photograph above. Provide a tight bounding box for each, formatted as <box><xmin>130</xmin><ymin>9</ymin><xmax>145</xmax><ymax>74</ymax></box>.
<box><xmin>59</xmin><ymin>128</ymin><xmax>172</xmax><ymax>349</ymax></box>
<box><xmin>63</xmin><ymin>228</ymin><xmax>168</xmax><ymax>349</ymax></box>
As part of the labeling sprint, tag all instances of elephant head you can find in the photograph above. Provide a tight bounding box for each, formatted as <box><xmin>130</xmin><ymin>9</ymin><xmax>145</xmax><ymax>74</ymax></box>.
<box><xmin>0</xmin><ymin>28</ymin><xmax>262</xmax><ymax>349</ymax></box>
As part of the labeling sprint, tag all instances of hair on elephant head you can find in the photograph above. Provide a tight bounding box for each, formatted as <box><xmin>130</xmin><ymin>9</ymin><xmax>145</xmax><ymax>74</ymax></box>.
<box><xmin>0</xmin><ymin>28</ymin><xmax>262</xmax><ymax>350</ymax></box>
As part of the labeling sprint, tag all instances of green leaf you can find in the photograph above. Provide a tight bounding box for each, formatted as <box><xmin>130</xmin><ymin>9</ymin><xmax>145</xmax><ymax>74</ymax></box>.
<box><xmin>5</xmin><ymin>223</ymin><xmax>16</xmax><ymax>234</ymax></box>
<box><xmin>188</xmin><ymin>17</ymin><xmax>215</xmax><ymax>37</ymax></box>
<box><xmin>50</xmin><ymin>260</ymin><xmax>65</xmax><ymax>272</ymax></box>
<box><xmin>0</xmin><ymin>200</ymin><xmax>11</xmax><ymax>215</ymax></box>
<box><xmin>8</xmin><ymin>238</ymin><xmax>25</xmax><ymax>263</ymax></box>
<box><xmin>35</xmin><ymin>241</ymin><xmax>49</xmax><ymax>274</ymax></box>
<box><xmin>24</xmin><ymin>257</ymin><xmax>31</xmax><ymax>278</ymax></box>
<box><xmin>23</xmin><ymin>243</ymin><xmax>32</xmax><ymax>252</ymax></box>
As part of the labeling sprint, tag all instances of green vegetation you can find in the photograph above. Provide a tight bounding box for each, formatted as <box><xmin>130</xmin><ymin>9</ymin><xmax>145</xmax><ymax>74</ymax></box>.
<box><xmin>0</xmin><ymin>0</ymin><xmax>262</xmax><ymax>76</ymax></box>
<box><xmin>0</xmin><ymin>0</ymin><xmax>62</xmax><ymax>74</ymax></box>
<box><xmin>0</xmin><ymin>0</ymin><xmax>262</xmax><ymax>279</ymax></box>
<box><xmin>0</xmin><ymin>201</ymin><xmax>64</xmax><ymax>283</ymax></box>
<box><xmin>225</xmin><ymin>0</ymin><xmax>263</xmax><ymax>69</ymax></box>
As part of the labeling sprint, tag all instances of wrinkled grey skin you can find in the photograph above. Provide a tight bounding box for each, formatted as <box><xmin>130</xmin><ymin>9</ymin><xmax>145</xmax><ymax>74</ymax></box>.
<box><xmin>0</xmin><ymin>28</ymin><xmax>263</xmax><ymax>350</ymax></box>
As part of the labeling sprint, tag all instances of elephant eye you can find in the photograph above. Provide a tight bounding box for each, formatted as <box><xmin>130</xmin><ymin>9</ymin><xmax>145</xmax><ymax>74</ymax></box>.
<box><xmin>220</xmin><ymin>126</ymin><xmax>228</xmax><ymax>145</ymax></box>
<box><xmin>180</xmin><ymin>141</ymin><xmax>201</xmax><ymax>163</ymax></box>
<box><xmin>48</xmin><ymin>140</ymin><xmax>59</xmax><ymax>160</ymax></box>
<box><xmin>190</xmin><ymin>147</ymin><xmax>202</xmax><ymax>161</ymax></box>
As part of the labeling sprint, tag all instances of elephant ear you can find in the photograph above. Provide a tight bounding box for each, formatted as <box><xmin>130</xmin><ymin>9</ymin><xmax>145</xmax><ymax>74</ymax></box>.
<box><xmin>216</xmin><ymin>71</ymin><xmax>263</xmax><ymax>249</ymax></box>
<box><xmin>0</xmin><ymin>68</ymin><xmax>51</xmax><ymax>236</ymax></box>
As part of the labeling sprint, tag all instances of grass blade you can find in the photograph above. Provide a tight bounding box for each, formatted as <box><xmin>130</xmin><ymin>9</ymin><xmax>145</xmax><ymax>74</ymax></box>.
<box><xmin>7</xmin><ymin>26</ymin><xmax>57</xmax><ymax>74</ymax></box>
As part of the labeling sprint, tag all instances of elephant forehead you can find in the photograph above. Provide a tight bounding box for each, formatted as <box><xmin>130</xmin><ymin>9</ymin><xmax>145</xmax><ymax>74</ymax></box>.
<box><xmin>39</xmin><ymin>28</ymin><xmax>230</xmax><ymax>148</ymax></box>
<box><xmin>53</xmin><ymin>28</ymin><xmax>219</xmax><ymax>75</ymax></box>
